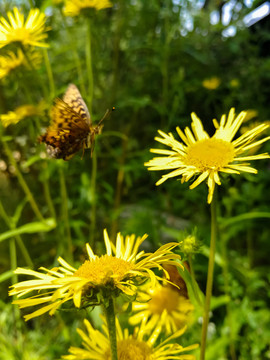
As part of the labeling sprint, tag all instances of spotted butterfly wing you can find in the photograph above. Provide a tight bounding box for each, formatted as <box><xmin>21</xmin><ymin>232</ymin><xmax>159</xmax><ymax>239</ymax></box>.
<box><xmin>39</xmin><ymin>84</ymin><xmax>101</xmax><ymax>160</ymax></box>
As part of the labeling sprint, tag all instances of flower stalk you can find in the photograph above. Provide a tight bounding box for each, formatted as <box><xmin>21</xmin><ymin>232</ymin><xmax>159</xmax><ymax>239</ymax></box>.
<box><xmin>19</xmin><ymin>43</ymin><xmax>48</xmax><ymax>100</ymax></box>
<box><xmin>59</xmin><ymin>166</ymin><xmax>73</xmax><ymax>262</ymax></box>
<box><xmin>86</xmin><ymin>18</ymin><xmax>93</xmax><ymax>110</ymax></box>
<box><xmin>200</xmin><ymin>189</ymin><xmax>218</xmax><ymax>360</ymax></box>
<box><xmin>2</xmin><ymin>140</ymin><xmax>44</xmax><ymax>222</ymax></box>
<box><xmin>188</xmin><ymin>254</ymin><xmax>203</xmax><ymax>307</ymax></box>
<box><xmin>43</xmin><ymin>48</ymin><xmax>55</xmax><ymax>99</ymax></box>
<box><xmin>103</xmin><ymin>295</ymin><xmax>118</xmax><ymax>360</ymax></box>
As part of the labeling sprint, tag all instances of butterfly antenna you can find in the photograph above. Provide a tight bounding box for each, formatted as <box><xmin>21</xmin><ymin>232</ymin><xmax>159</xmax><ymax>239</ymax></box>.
<box><xmin>98</xmin><ymin>106</ymin><xmax>115</xmax><ymax>126</ymax></box>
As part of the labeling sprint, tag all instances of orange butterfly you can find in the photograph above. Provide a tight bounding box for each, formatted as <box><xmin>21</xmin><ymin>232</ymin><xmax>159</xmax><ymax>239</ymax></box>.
<box><xmin>39</xmin><ymin>84</ymin><xmax>112</xmax><ymax>160</ymax></box>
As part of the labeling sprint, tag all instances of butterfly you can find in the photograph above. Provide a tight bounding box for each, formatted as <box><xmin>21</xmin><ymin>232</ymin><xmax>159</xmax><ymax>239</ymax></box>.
<box><xmin>39</xmin><ymin>84</ymin><xmax>112</xmax><ymax>160</ymax></box>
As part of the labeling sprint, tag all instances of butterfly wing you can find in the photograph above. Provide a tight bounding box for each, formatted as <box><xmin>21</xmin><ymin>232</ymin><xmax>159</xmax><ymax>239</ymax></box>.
<box><xmin>63</xmin><ymin>84</ymin><xmax>91</xmax><ymax>125</ymax></box>
<box><xmin>39</xmin><ymin>98</ymin><xmax>90</xmax><ymax>160</ymax></box>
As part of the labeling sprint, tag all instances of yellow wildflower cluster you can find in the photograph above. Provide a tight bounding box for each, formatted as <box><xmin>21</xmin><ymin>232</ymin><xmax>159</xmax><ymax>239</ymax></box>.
<box><xmin>0</xmin><ymin>102</ymin><xmax>46</xmax><ymax>127</ymax></box>
<box><xmin>64</xmin><ymin>0</ymin><xmax>113</xmax><ymax>17</ymax></box>
<box><xmin>202</xmin><ymin>76</ymin><xmax>221</xmax><ymax>90</ymax></box>
<box><xmin>0</xmin><ymin>49</ymin><xmax>42</xmax><ymax>79</ymax></box>
<box><xmin>62</xmin><ymin>318</ymin><xmax>198</xmax><ymax>360</ymax></box>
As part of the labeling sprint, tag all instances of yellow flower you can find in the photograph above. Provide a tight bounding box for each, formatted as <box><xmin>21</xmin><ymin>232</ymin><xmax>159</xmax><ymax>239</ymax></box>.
<box><xmin>202</xmin><ymin>77</ymin><xmax>221</xmax><ymax>90</ymax></box>
<box><xmin>64</xmin><ymin>0</ymin><xmax>112</xmax><ymax>17</ymax></box>
<box><xmin>0</xmin><ymin>7</ymin><xmax>49</xmax><ymax>48</ymax></box>
<box><xmin>62</xmin><ymin>317</ymin><xmax>198</xmax><ymax>360</ymax></box>
<box><xmin>0</xmin><ymin>49</ymin><xmax>42</xmax><ymax>79</ymax></box>
<box><xmin>129</xmin><ymin>282</ymin><xmax>194</xmax><ymax>335</ymax></box>
<box><xmin>0</xmin><ymin>102</ymin><xmax>46</xmax><ymax>127</ymax></box>
<box><xmin>145</xmin><ymin>108</ymin><xmax>270</xmax><ymax>203</ymax></box>
<box><xmin>0</xmin><ymin>50</ymin><xmax>24</xmax><ymax>78</ymax></box>
<box><xmin>9</xmin><ymin>229</ymin><xmax>182</xmax><ymax>321</ymax></box>
<box><xmin>230</xmin><ymin>79</ymin><xmax>240</xmax><ymax>88</ymax></box>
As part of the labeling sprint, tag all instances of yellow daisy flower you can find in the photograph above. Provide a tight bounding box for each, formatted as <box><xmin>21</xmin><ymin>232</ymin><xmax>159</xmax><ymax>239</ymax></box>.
<box><xmin>129</xmin><ymin>282</ymin><xmax>194</xmax><ymax>335</ymax></box>
<box><xmin>64</xmin><ymin>0</ymin><xmax>112</xmax><ymax>17</ymax></box>
<box><xmin>202</xmin><ymin>77</ymin><xmax>221</xmax><ymax>90</ymax></box>
<box><xmin>145</xmin><ymin>108</ymin><xmax>270</xmax><ymax>203</ymax></box>
<box><xmin>9</xmin><ymin>229</ymin><xmax>182</xmax><ymax>321</ymax></box>
<box><xmin>0</xmin><ymin>50</ymin><xmax>24</xmax><ymax>78</ymax></box>
<box><xmin>0</xmin><ymin>49</ymin><xmax>42</xmax><ymax>79</ymax></box>
<box><xmin>0</xmin><ymin>101</ymin><xmax>46</xmax><ymax>127</ymax></box>
<box><xmin>0</xmin><ymin>7</ymin><xmax>49</xmax><ymax>49</ymax></box>
<box><xmin>62</xmin><ymin>317</ymin><xmax>198</xmax><ymax>360</ymax></box>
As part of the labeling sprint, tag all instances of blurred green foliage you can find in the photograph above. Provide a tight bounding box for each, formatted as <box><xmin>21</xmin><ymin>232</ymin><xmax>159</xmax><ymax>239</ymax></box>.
<box><xmin>0</xmin><ymin>0</ymin><xmax>270</xmax><ymax>359</ymax></box>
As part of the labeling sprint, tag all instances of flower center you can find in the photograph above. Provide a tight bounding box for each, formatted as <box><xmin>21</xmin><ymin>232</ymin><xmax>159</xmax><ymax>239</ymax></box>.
<box><xmin>105</xmin><ymin>339</ymin><xmax>152</xmax><ymax>360</ymax></box>
<box><xmin>148</xmin><ymin>287</ymin><xmax>180</xmax><ymax>314</ymax></box>
<box><xmin>9</xmin><ymin>28</ymin><xmax>30</xmax><ymax>42</ymax></box>
<box><xmin>185</xmin><ymin>138</ymin><xmax>235</xmax><ymax>171</ymax></box>
<box><xmin>74</xmin><ymin>255</ymin><xmax>134</xmax><ymax>285</ymax></box>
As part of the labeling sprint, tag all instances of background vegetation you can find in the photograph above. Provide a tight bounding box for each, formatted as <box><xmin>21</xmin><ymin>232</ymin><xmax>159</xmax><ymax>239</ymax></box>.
<box><xmin>0</xmin><ymin>0</ymin><xmax>270</xmax><ymax>359</ymax></box>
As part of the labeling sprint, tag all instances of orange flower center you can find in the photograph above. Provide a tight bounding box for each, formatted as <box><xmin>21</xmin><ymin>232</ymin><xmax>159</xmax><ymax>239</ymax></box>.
<box><xmin>185</xmin><ymin>138</ymin><xmax>235</xmax><ymax>171</ymax></box>
<box><xmin>105</xmin><ymin>339</ymin><xmax>152</xmax><ymax>360</ymax></box>
<box><xmin>74</xmin><ymin>255</ymin><xmax>134</xmax><ymax>285</ymax></box>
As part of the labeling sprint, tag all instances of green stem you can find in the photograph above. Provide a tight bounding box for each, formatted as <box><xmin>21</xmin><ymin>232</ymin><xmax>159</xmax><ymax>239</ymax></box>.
<box><xmin>28</xmin><ymin>0</ymin><xmax>34</xmax><ymax>8</ymax></box>
<box><xmin>86</xmin><ymin>18</ymin><xmax>93</xmax><ymax>111</ymax></box>
<box><xmin>20</xmin><ymin>44</ymin><xmax>48</xmax><ymax>101</ymax></box>
<box><xmin>188</xmin><ymin>254</ymin><xmax>203</xmax><ymax>307</ymax></box>
<box><xmin>220</xmin><ymin>234</ymin><xmax>237</xmax><ymax>360</ymax></box>
<box><xmin>0</xmin><ymin>200</ymin><xmax>33</xmax><ymax>267</ymax></box>
<box><xmin>59</xmin><ymin>167</ymin><xmax>73</xmax><ymax>261</ymax></box>
<box><xmin>3</xmin><ymin>140</ymin><xmax>44</xmax><ymax>222</ymax></box>
<box><xmin>85</xmin><ymin>17</ymin><xmax>96</xmax><ymax>245</ymax></box>
<box><xmin>61</xmin><ymin>13</ymin><xmax>87</xmax><ymax>98</ymax></box>
<box><xmin>10</xmin><ymin>237</ymin><xmax>18</xmax><ymax>285</ymax></box>
<box><xmin>103</xmin><ymin>296</ymin><xmax>118</xmax><ymax>360</ymax></box>
<box><xmin>200</xmin><ymin>190</ymin><xmax>218</xmax><ymax>360</ymax></box>
<box><xmin>89</xmin><ymin>149</ymin><xmax>97</xmax><ymax>246</ymax></box>
<box><xmin>15</xmin><ymin>235</ymin><xmax>33</xmax><ymax>268</ymax></box>
<box><xmin>42</xmin><ymin>162</ymin><xmax>56</xmax><ymax>219</ymax></box>
<box><xmin>43</xmin><ymin>49</ymin><xmax>55</xmax><ymax>99</ymax></box>
<box><xmin>73</xmin><ymin>49</ymin><xmax>87</xmax><ymax>99</ymax></box>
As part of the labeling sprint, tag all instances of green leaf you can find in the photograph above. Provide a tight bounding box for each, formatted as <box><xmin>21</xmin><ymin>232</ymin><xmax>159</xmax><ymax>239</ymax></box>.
<box><xmin>0</xmin><ymin>218</ymin><xmax>56</xmax><ymax>243</ymax></box>
<box><xmin>220</xmin><ymin>212</ymin><xmax>270</xmax><ymax>228</ymax></box>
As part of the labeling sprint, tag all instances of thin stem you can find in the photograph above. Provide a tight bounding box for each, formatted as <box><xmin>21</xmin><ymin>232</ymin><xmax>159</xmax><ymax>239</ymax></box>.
<box><xmin>220</xmin><ymin>234</ymin><xmax>237</xmax><ymax>360</ymax></box>
<box><xmin>188</xmin><ymin>254</ymin><xmax>203</xmax><ymax>307</ymax></box>
<box><xmin>103</xmin><ymin>296</ymin><xmax>118</xmax><ymax>360</ymax></box>
<box><xmin>9</xmin><ymin>237</ymin><xmax>18</xmax><ymax>285</ymax></box>
<box><xmin>0</xmin><ymin>200</ymin><xmax>18</xmax><ymax>283</ymax></box>
<box><xmin>86</xmin><ymin>18</ymin><xmax>93</xmax><ymax>111</ymax></box>
<box><xmin>15</xmin><ymin>235</ymin><xmax>33</xmax><ymax>268</ymax></box>
<box><xmin>110</xmin><ymin>134</ymin><xmax>128</xmax><ymax>239</ymax></box>
<box><xmin>43</xmin><ymin>49</ymin><xmax>55</xmax><ymax>99</ymax></box>
<box><xmin>28</xmin><ymin>0</ymin><xmax>34</xmax><ymax>8</ymax></box>
<box><xmin>73</xmin><ymin>49</ymin><xmax>87</xmax><ymax>99</ymax></box>
<box><xmin>89</xmin><ymin>149</ymin><xmax>97</xmax><ymax>246</ymax></box>
<box><xmin>60</xmin><ymin>13</ymin><xmax>87</xmax><ymax>98</ymax></box>
<box><xmin>20</xmin><ymin>44</ymin><xmax>48</xmax><ymax>101</ymax></box>
<box><xmin>200</xmin><ymin>190</ymin><xmax>218</xmax><ymax>360</ymax></box>
<box><xmin>0</xmin><ymin>200</ymin><xmax>33</xmax><ymax>267</ymax></box>
<box><xmin>59</xmin><ymin>166</ymin><xmax>73</xmax><ymax>262</ymax></box>
<box><xmin>3</xmin><ymin>140</ymin><xmax>44</xmax><ymax>222</ymax></box>
<box><xmin>42</xmin><ymin>162</ymin><xmax>56</xmax><ymax>219</ymax></box>
<box><xmin>85</xmin><ymin>17</ymin><xmax>96</xmax><ymax>245</ymax></box>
